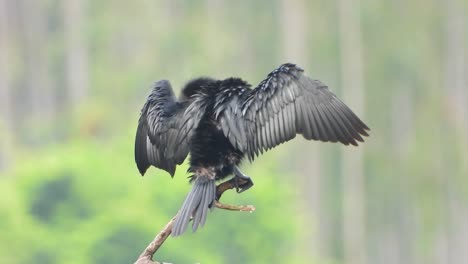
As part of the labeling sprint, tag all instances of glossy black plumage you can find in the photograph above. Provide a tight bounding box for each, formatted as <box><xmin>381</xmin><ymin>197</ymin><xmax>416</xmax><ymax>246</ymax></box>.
<box><xmin>134</xmin><ymin>63</ymin><xmax>370</xmax><ymax>236</ymax></box>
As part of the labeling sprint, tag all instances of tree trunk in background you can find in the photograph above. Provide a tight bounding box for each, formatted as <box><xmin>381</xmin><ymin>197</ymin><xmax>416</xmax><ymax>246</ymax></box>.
<box><xmin>280</xmin><ymin>0</ymin><xmax>324</xmax><ymax>260</ymax></box>
<box><xmin>280</xmin><ymin>0</ymin><xmax>307</xmax><ymax>64</ymax></box>
<box><xmin>20</xmin><ymin>0</ymin><xmax>55</xmax><ymax>124</ymax></box>
<box><xmin>162</xmin><ymin>0</ymin><xmax>184</xmax><ymax>23</ymax></box>
<box><xmin>0</xmin><ymin>0</ymin><xmax>13</xmax><ymax>170</ymax></box>
<box><xmin>390</xmin><ymin>86</ymin><xmax>414</xmax><ymax>264</ymax></box>
<box><xmin>203</xmin><ymin>0</ymin><xmax>236</xmax><ymax>77</ymax></box>
<box><xmin>338</xmin><ymin>0</ymin><xmax>367</xmax><ymax>264</ymax></box>
<box><xmin>64</xmin><ymin>0</ymin><xmax>89</xmax><ymax>113</ymax></box>
<box><xmin>444</xmin><ymin>0</ymin><xmax>467</xmax><ymax>133</ymax></box>
<box><xmin>0</xmin><ymin>0</ymin><xmax>11</xmax><ymax>127</ymax></box>
<box><xmin>443</xmin><ymin>0</ymin><xmax>467</xmax><ymax>263</ymax></box>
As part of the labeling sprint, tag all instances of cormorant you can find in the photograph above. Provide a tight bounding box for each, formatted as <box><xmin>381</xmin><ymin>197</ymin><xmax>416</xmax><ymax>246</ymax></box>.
<box><xmin>134</xmin><ymin>63</ymin><xmax>370</xmax><ymax>236</ymax></box>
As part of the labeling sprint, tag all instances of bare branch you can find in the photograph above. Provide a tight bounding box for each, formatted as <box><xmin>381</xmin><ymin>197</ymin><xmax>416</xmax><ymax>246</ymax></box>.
<box><xmin>214</xmin><ymin>201</ymin><xmax>256</xmax><ymax>212</ymax></box>
<box><xmin>134</xmin><ymin>216</ymin><xmax>176</xmax><ymax>264</ymax></box>
<box><xmin>134</xmin><ymin>179</ymin><xmax>256</xmax><ymax>264</ymax></box>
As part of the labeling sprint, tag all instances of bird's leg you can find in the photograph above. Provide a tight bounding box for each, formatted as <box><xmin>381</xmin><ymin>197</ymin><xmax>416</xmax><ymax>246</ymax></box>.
<box><xmin>233</xmin><ymin>166</ymin><xmax>254</xmax><ymax>193</ymax></box>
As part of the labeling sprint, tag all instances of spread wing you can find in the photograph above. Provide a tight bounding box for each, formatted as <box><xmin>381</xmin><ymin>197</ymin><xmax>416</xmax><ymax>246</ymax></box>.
<box><xmin>134</xmin><ymin>80</ymin><xmax>205</xmax><ymax>176</ymax></box>
<box><xmin>216</xmin><ymin>63</ymin><xmax>370</xmax><ymax>161</ymax></box>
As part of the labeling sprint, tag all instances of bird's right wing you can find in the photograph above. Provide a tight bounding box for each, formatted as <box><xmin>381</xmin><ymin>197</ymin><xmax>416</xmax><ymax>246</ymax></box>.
<box><xmin>135</xmin><ymin>80</ymin><xmax>205</xmax><ymax>176</ymax></box>
<box><xmin>241</xmin><ymin>63</ymin><xmax>370</xmax><ymax>160</ymax></box>
<box><xmin>214</xmin><ymin>63</ymin><xmax>370</xmax><ymax>161</ymax></box>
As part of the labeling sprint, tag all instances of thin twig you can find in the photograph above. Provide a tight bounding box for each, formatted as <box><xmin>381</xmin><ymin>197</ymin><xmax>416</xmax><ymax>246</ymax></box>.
<box><xmin>134</xmin><ymin>179</ymin><xmax>255</xmax><ymax>264</ymax></box>
<box><xmin>214</xmin><ymin>201</ymin><xmax>256</xmax><ymax>212</ymax></box>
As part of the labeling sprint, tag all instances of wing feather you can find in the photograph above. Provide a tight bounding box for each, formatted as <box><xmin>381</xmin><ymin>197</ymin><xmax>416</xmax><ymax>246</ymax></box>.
<box><xmin>208</xmin><ymin>63</ymin><xmax>369</xmax><ymax>160</ymax></box>
<box><xmin>215</xmin><ymin>63</ymin><xmax>369</xmax><ymax>160</ymax></box>
<box><xmin>134</xmin><ymin>80</ymin><xmax>205</xmax><ymax>176</ymax></box>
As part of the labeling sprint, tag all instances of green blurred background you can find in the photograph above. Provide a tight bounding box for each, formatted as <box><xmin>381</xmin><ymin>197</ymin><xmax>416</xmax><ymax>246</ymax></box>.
<box><xmin>1</xmin><ymin>0</ymin><xmax>467</xmax><ymax>263</ymax></box>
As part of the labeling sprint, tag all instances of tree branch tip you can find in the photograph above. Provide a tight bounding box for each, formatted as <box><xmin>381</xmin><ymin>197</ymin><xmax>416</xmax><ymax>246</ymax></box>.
<box><xmin>214</xmin><ymin>201</ymin><xmax>256</xmax><ymax>212</ymax></box>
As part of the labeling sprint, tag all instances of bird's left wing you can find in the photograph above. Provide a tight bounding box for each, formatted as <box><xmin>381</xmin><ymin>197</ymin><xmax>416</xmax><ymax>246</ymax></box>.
<box><xmin>135</xmin><ymin>80</ymin><xmax>205</xmax><ymax>176</ymax></box>
<box><xmin>215</xmin><ymin>63</ymin><xmax>370</xmax><ymax>161</ymax></box>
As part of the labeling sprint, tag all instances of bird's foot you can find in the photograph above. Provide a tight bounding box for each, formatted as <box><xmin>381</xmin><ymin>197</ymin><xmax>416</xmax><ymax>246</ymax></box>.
<box><xmin>233</xmin><ymin>167</ymin><xmax>254</xmax><ymax>193</ymax></box>
<box><xmin>234</xmin><ymin>175</ymin><xmax>254</xmax><ymax>193</ymax></box>
<box><xmin>215</xmin><ymin>167</ymin><xmax>254</xmax><ymax>200</ymax></box>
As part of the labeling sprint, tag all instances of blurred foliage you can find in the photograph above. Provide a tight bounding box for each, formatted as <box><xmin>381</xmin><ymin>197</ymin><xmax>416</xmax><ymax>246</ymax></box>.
<box><xmin>0</xmin><ymin>130</ymin><xmax>303</xmax><ymax>263</ymax></box>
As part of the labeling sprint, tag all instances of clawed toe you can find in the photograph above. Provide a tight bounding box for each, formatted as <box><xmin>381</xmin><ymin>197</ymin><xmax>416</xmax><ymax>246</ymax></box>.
<box><xmin>234</xmin><ymin>176</ymin><xmax>254</xmax><ymax>193</ymax></box>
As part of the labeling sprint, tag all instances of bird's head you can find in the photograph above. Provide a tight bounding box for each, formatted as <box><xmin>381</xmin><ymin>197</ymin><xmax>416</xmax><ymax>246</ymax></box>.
<box><xmin>180</xmin><ymin>77</ymin><xmax>216</xmax><ymax>101</ymax></box>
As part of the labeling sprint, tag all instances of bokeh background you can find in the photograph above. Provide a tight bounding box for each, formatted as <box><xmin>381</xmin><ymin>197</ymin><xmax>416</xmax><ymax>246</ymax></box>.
<box><xmin>1</xmin><ymin>0</ymin><xmax>467</xmax><ymax>263</ymax></box>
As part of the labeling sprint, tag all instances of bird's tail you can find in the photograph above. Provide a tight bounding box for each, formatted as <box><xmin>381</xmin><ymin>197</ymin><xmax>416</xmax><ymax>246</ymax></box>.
<box><xmin>172</xmin><ymin>176</ymin><xmax>216</xmax><ymax>237</ymax></box>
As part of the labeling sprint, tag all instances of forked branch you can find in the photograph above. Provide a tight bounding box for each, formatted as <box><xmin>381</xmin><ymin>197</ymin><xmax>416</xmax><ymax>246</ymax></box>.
<box><xmin>134</xmin><ymin>178</ymin><xmax>255</xmax><ymax>264</ymax></box>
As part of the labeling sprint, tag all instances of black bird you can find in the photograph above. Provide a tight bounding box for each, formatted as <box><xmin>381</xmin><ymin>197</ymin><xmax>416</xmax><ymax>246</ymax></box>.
<box><xmin>134</xmin><ymin>63</ymin><xmax>370</xmax><ymax>236</ymax></box>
